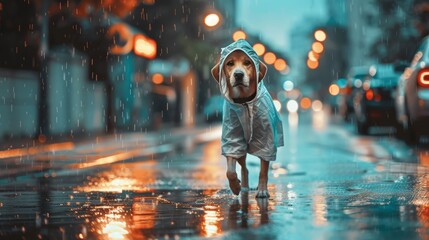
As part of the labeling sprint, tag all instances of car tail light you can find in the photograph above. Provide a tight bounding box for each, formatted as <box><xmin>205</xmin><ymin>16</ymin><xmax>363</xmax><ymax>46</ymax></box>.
<box><xmin>374</xmin><ymin>93</ymin><xmax>381</xmax><ymax>102</ymax></box>
<box><xmin>365</xmin><ymin>89</ymin><xmax>382</xmax><ymax>101</ymax></box>
<box><xmin>365</xmin><ymin>89</ymin><xmax>374</xmax><ymax>101</ymax></box>
<box><xmin>418</xmin><ymin>68</ymin><xmax>429</xmax><ymax>87</ymax></box>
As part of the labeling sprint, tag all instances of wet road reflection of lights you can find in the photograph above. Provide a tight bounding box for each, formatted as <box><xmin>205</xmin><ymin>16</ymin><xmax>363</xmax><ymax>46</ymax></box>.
<box><xmin>95</xmin><ymin>205</ymin><xmax>130</xmax><ymax>240</ymax></box>
<box><xmin>0</xmin><ymin>142</ymin><xmax>75</xmax><ymax>159</ymax></box>
<box><xmin>201</xmin><ymin>205</ymin><xmax>222</xmax><ymax>237</ymax></box>
<box><xmin>312</xmin><ymin>185</ymin><xmax>327</xmax><ymax>226</ymax></box>
<box><xmin>288</xmin><ymin>112</ymin><xmax>299</xmax><ymax>129</ymax></box>
<box><xmin>312</xmin><ymin>107</ymin><xmax>327</xmax><ymax>131</ymax></box>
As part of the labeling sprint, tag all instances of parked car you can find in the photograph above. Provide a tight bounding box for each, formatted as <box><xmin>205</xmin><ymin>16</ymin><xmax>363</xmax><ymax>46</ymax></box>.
<box><xmin>339</xmin><ymin>66</ymin><xmax>372</xmax><ymax>121</ymax></box>
<box><xmin>353</xmin><ymin>64</ymin><xmax>400</xmax><ymax>134</ymax></box>
<box><xmin>395</xmin><ymin>38</ymin><xmax>429</xmax><ymax>142</ymax></box>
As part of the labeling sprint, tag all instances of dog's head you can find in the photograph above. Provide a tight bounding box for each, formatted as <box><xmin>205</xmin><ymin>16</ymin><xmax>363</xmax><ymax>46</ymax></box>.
<box><xmin>211</xmin><ymin>41</ymin><xmax>267</xmax><ymax>104</ymax></box>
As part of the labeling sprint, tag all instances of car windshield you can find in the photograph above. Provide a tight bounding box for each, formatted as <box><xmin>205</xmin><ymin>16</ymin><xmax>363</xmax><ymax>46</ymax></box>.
<box><xmin>370</xmin><ymin>76</ymin><xmax>399</xmax><ymax>88</ymax></box>
<box><xmin>353</xmin><ymin>74</ymin><xmax>368</xmax><ymax>80</ymax></box>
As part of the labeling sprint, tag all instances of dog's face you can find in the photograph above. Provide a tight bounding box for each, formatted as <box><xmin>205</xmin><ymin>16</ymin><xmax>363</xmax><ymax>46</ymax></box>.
<box><xmin>211</xmin><ymin>50</ymin><xmax>267</xmax><ymax>103</ymax></box>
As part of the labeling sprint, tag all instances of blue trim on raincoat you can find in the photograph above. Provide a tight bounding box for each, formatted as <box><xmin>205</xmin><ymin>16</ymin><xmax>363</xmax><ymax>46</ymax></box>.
<box><xmin>217</xmin><ymin>39</ymin><xmax>284</xmax><ymax>161</ymax></box>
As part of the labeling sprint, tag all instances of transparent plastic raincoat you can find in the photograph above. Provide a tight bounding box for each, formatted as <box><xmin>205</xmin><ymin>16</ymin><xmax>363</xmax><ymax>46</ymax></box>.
<box><xmin>217</xmin><ymin>39</ymin><xmax>284</xmax><ymax>161</ymax></box>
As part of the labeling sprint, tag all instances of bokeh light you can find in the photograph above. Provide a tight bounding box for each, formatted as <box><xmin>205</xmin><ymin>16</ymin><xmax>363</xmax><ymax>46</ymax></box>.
<box><xmin>253</xmin><ymin>43</ymin><xmax>266</xmax><ymax>56</ymax></box>
<box><xmin>312</xmin><ymin>42</ymin><xmax>324</xmax><ymax>54</ymax></box>
<box><xmin>300</xmin><ymin>97</ymin><xmax>312</xmax><ymax>110</ymax></box>
<box><xmin>152</xmin><ymin>73</ymin><xmax>164</xmax><ymax>84</ymax></box>
<box><xmin>264</xmin><ymin>52</ymin><xmax>276</xmax><ymax>65</ymax></box>
<box><xmin>283</xmin><ymin>80</ymin><xmax>294</xmax><ymax>91</ymax></box>
<box><xmin>314</xmin><ymin>30</ymin><xmax>327</xmax><ymax>42</ymax></box>
<box><xmin>232</xmin><ymin>30</ymin><xmax>246</xmax><ymax>41</ymax></box>
<box><xmin>328</xmin><ymin>84</ymin><xmax>340</xmax><ymax>96</ymax></box>
<box><xmin>312</xmin><ymin>100</ymin><xmax>323</xmax><ymax>112</ymax></box>
<box><xmin>287</xmin><ymin>100</ymin><xmax>299</xmax><ymax>113</ymax></box>
<box><xmin>307</xmin><ymin>59</ymin><xmax>319</xmax><ymax>69</ymax></box>
<box><xmin>204</xmin><ymin>13</ymin><xmax>220</xmax><ymax>28</ymax></box>
<box><xmin>308</xmin><ymin>51</ymin><xmax>319</xmax><ymax>61</ymax></box>
<box><xmin>274</xmin><ymin>59</ymin><xmax>287</xmax><ymax>71</ymax></box>
<box><xmin>134</xmin><ymin>34</ymin><xmax>157</xmax><ymax>59</ymax></box>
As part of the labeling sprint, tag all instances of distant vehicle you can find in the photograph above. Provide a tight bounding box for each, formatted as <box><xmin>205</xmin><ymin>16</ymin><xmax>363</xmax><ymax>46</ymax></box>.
<box><xmin>395</xmin><ymin>38</ymin><xmax>429</xmax><ymax>143</ymax></box>
<box><xmin>339</xmin><ymin>66</ymin><xmax>372</xmax><ymax>121</ymax></box>
<box><xmin>353</xmin><ymin>64</ymin><xmax>400</xmax><ymax>134</ymax></box>
<box><xmin>203</xmin><ymin>95</ymin><xmax>224</xmax><ymax>122</ymax></box>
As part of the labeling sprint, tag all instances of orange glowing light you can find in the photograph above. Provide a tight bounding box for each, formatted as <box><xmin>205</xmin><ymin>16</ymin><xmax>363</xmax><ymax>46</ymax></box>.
<box><xmin>201</xmin><ymin>205</ymin><xmax>222</xmax><ymax>237</ymax></box>
<box><xmin>204</xmin><ymin>13</ymin><xmax>220</xmax><ymax>28</ymax></box>
<box><xmin>253</xmin><ymin>43</ymin><xmax>266</xmax><ymax>56</ymax></box>
<box><xmin>314</xmin><ymin>30</ymin><xmax>327</xmax><ymax>42</ymax></box>
<box><xmin>312</xmin><ymin>42</ymin><xmax>324</xmax><ymax>54</ymax></box>
<box><xmin>300</xmin><ymin>97</ymin><xmax>312</xmax><ymax>110</ymax></box>
<box><xmin>152</xmin><ymin>73</ymin><xmax>164</xmax><ymax>85</ymax></box>
<box><xmin>308</xmin><ymin>51</ymin><xmax>320</xmax><ymax>61</ymax></box>
<box><xmin>274</xmin><ymin>59</ymin><xmax>287</xmax><ymax>71</ymax></box>
<box><xmin>307</xmin><ymin>59</ymin><xmax>319</xmax><ymax>69</ymax></box>
<box><xmin>108</xmin><ymin>23</ymin><xmax>133</xmax><ymax>55</ymax></box>
<box><xmin>329</xmin><ymin>84</ymin><xmax>340</xmax><ymax>96</ymax></box>
<box><xmin>232</xmin><ymin>30</ymin><xmax>246</xmax><ymax>41</ymax></box>
<box><xmin>264</xmin><ymin>52</ymin><xmax>276</xmax><ymax>65</ymax></box>
<box><xmin>365</xmin><ymin>89</ymin><xmax>374</xmax><ymax>101</ymax></box>
<box><xmin>38</xmin><ymin>134</ymin><xmax>47</xmax><ymax>143</ymax></box>
<box><xmin>134</xmin><ymin>34</ymin><xmax>157</xmax><ymax>59</ymax></box>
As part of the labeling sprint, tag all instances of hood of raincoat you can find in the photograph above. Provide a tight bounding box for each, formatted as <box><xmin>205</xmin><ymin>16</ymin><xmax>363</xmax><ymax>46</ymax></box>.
<box><xmin>217</xmin><ymin>39</ymin><xmax>266</xmax><ymax>104</ymax></box>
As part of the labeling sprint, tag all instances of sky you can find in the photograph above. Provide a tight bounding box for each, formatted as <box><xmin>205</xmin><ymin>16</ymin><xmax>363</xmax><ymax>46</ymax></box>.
<box><xmin>236</xmin><ymin>0</ymin><xmax>327</xmax><ymax>53</ymax></box>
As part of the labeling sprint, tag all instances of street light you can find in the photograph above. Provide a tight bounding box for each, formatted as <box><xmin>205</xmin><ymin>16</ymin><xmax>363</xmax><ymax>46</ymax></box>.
<box><xmin>329</xmin><ymin>84</ymin><xmax>340</xmax><ymax>96</ymax></box>
<box><xmin>308</xmin><ymin>51</ymin><xmax>319</xmax><ymax>61</ymax></box>
<box><xmin>274</xmin><ymin>58</ymin><xmax>287</xmax><ymax>71</ymax></box>
<box><xmin>134</xmin><ymin>34</ymin><xmax>157</xmax><ymax>59</ymax></box>
<box><xmin>263</xmin><ymin>52</ymin><xmax>276</xmax><ymax>65</ymax></box>
<box><xmin>232</xmin><ymin>30</ymin><xmax>246</xmax><ymax>41</ymax></box>
<box><xmin>204</xmin><ymin>13</ymin><xmax>221</xmax><ymax>28</ymax></box>
<box><xmin>314</xmin><ymin>30</ymin><xmax>327</xmax><ymax>42</ymax></box>
<box><xmin>253</xmin><ymin>43</ymin><xmax>266</xmax><ymax>56</ymax></box>
<box><xmin>152</xmin><ymin>73</ymin><xmax>164</xmax><ymax>84</ymax></box>
<box><xmin>312</xmin><ymin>42</ymin><xmax>324</xmax><ymax>54</ymax></box>
<box><xmin>307</xmin><ymin>59</ymin><xmax>319</xmax><ymax>69</ymax></box>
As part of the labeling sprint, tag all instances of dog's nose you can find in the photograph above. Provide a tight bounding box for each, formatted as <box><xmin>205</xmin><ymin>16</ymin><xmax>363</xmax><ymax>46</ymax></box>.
<box><xmin>234</xmin><ymin>71</ymin><xmax>244</xmax><ymax>80</ymax></box>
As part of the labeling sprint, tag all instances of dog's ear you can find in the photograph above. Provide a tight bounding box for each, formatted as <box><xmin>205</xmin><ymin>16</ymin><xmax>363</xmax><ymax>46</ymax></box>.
<box><xmin>258</xmin><ymin>61</ymin><xmax>267</xmax><ymax>82</ymax></box>
<box><xmin>211</xmin><ymin>62</ymin><xmax>220</xmax><ymax>83</ymax></box>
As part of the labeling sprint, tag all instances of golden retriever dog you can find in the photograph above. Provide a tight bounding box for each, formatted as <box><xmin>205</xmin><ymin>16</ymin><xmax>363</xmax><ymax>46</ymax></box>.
<box><xmin>211</xmin><ymin>39</ymin><xmax>284</xmax><ymax>198</ymax></box>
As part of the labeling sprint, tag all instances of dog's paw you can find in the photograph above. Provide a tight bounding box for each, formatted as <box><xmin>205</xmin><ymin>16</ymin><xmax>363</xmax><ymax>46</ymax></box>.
<box><xmin>226</xmin><ymin>172</ymin><xmax>241</xmax><ymax>195</ymax></box>
<box><xmin>255</xmin><ymin>190</ymin><xmax>270</xmax><ymax>198</ymax></box>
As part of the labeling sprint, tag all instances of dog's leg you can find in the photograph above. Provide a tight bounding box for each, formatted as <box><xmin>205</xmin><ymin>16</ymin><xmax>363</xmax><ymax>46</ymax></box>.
<box><xmin>256</xmin><ymin>159</ymin><xmax>270</xmax><ymax>198</ymax></box>
<box><xmin>226</xmin><ymin>157</ymin><xmax>241</xmax><ymax>195</ymax></box>
<box><xmin>236</xmin><ymin>156</ymin><xmax>249</xmax><ymax>191</ymax></box>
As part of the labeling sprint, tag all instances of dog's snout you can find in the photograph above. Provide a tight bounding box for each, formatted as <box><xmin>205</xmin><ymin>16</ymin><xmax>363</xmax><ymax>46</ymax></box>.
<box><xmin>234</xmin><ymin>71</ymin><xmax>244</xmax><ymax>80</ymax></box>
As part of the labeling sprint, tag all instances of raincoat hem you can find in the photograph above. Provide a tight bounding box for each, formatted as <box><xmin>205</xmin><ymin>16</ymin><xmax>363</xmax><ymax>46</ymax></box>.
<box><xmin>222</xmin><ymin>153</ymin><xmax>247</xmax><ymax>159</ymax></box>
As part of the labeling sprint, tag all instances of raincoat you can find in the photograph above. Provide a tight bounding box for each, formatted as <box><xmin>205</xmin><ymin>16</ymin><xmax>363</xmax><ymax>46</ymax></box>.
<box><xmin>217</xmin><ymin>39</ymin><xmax>284</xmax><ymax>161</ymax></box>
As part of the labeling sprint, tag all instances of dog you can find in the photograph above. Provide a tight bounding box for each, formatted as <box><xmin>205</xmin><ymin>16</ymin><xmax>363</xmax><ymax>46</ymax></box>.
<box><xmin>211</xmin><ymin>39</ymin><xmax>284</xmax><ymax>198</ymax></box>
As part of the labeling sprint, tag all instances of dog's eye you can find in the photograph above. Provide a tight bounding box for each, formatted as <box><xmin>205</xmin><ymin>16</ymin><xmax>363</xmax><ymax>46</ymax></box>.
<box><xmin>243</xmin><ymin>60</ymin><xmax>252</xmax><ymax>66</ymax></box>
<box><xmin>226</xmin><ymin>61</ymin><xmax>234</xmax><ymax>66</ymax></box>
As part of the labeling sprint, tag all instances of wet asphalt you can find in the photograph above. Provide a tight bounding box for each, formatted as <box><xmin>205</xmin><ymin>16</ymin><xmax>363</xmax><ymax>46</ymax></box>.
<box><xmin>1</xmin><ymin>109</ymin><xmax>429</xmax><ymax>239</ymax></box>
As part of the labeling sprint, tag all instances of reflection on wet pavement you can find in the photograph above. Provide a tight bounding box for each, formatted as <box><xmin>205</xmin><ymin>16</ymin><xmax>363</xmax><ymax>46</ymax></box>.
<box><xmin>1</xmin><ymin>112</ymin><xmax>429</xmax><ymax>239</ymax></box>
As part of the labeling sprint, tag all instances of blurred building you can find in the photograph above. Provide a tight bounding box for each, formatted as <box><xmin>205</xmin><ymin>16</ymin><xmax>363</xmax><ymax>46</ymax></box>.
<box><xmin>288</xmin><ymin>16</ymin><xmax>325</xmax><ymax>85</ymax></box>
<box><xmin>0</xmin><ymin>0</ymin><xmax>238</xmax><ymax>140</ymax></box>
<box><xmin>345</xmin><ymin>0</ymin><xmax>380</xmax><ymax>67</ymax></box>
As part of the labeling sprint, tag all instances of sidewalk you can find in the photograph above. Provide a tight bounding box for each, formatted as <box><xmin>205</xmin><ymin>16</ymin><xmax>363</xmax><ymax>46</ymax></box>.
<box><xmin>0</xmin><ymin>123</ymin><xmax>222</xmax><ymax>178</ymax></box>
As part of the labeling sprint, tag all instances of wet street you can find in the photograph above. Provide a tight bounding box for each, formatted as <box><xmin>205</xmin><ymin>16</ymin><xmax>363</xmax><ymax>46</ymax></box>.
<box><xmin>1</xmin><ymin>109</ymin><xmax>429</xmax><ymax>240</ymax></box>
